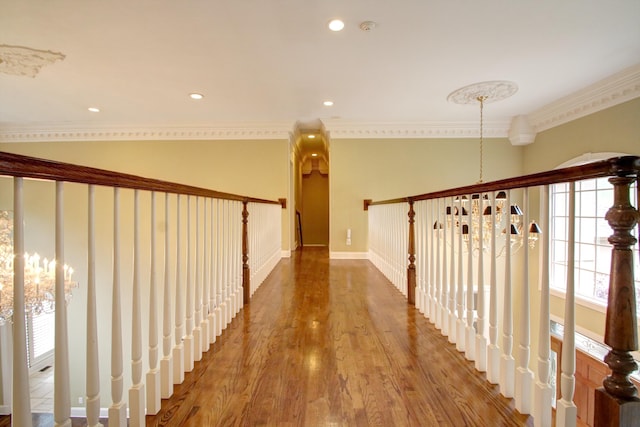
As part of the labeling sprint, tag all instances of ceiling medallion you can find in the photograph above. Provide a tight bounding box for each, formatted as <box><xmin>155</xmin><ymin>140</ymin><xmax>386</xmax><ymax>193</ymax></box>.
<box><xmin>0</xmin><ymin>44</ymin><xmax>65</xmax><ymax>78</ymax></box>
<box><xmin>447</xmin><ymin>80</ymin><xmax>518</xmax><ymax>104</ymax></box>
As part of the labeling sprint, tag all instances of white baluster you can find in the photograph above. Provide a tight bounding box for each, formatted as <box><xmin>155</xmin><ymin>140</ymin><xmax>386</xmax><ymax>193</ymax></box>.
<box><xmin>475</xmin><ymin>192</ymin><xmax>487</xmax><ymax>373</ymax></box>
<box><xmin>86</xmin><ymin>185</ymin><xmax>102</xmax><ymax>427</ymax></box>
<box><xmin>449</xmin><ymin>197</ymin><xmax>457</xmax><ymax>343</ymax></box>
<box><xmin>515</xmin><ymin>188</ymin><xmax>534</xmax><ymax>414</ymax></box>
<box><xmin>534</xmin><ymin>185</ymin><xmax>552</xmax><ymax>427</ymax></box>
<box><xmin>12</xmin><ymin>177</ymin><xmax>32</xmax><ymax>427</ymax></box>
<box><xmin>193</xmin><ymin>197</ymin><xmax>202</xmax><ymax>362</ymax></box>
<box><xmin>161</xmin><ymin>193</ymin><xmax>174</xmax><ymax>397</ymax></box>
<box><xmin>129</xmin><ymin>190</ymin><xmax>145</xmax><ymax>427</ymax></box>
<box><xmin>209</xmin><ymin>198</ymin><xmax>217</xmax><ymax>343</ymax></box>
<box><xmin>435</xmin><ymin>199</ymin><xmax>442</xmax><ymax>329</ymax></box>
<box><xmin>146</xmin><ymin>192</ymin><xmax>161</xmax><ymax>414</ymax></box>
<box><xmin>215</xmin><ymin>199</ymin><xmax>224</xmax><ymax>337</ymax></box>
<box><xmin>173</xmin><ymin>194</ymin><xmax>185</xmax><ymax>385</ymax></box>
<box><xmin>184</xmin><ymin>196</ymin><xmax>194</xmax><ymax>372</ymax></box>
<box><xmin>556</xmin><ymin>182</ymin><xmax>577</xmax><ymax>427</ymax></box>
<box><xmin>500</xmin><ymin>189</ymin><xmax>515</xmax><ymax>399</ymax></box>
<box><xmin>465</xmin><ymin>193</ymin><xmax>476</xmax><ymax>361</ymax></box>
<box><xmin>53</xmin><ymin>181</ymin><xmax>71</xmax><ymax>427</ymax></box>
<box><xmin>456</xmin><ymin>196</ymin><xmax>466</xmax><ymax>352</ymax></box>
<box><xmin>487</xmin><ymin>192</ymin><xmax>500</xmax><ymax>383</ymax></box>
<box><xmin>109</xmin><ymin>187</ymin><xmax>127</xmax><ymax>426</ymax></box>
<box><xmin>430</xmin><ymin>199</ymin><xmax>437</xmax><ymax>324</ymax></box>
<box><xmin>201</xmin><ymin>198</ymin><xmax>210</xmax><ymax>350</ymax></box>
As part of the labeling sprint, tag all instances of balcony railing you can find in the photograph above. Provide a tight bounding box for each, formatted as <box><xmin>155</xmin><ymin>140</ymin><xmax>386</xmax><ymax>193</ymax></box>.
<box><xmin>0</xmin><ymin>151</ymin><xmax>283</xmax><ymax>426</ymax></box>
<box><xmin>365</xmin><ymin>155</ymin><xmax>640</xmax><ymax>427</ymax></box>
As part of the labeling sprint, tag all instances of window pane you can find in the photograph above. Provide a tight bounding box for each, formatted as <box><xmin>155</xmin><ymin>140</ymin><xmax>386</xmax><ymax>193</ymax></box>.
<box><xmin>580</xmin><ymin>191</ymin><xmax>597</xmax><ymax>217</ymax></box>
<box><xmin>580</xmin><ymin>179</ymin><xmax>597</xmax><ymax>191</ymax></box>
<box><xmin>579</xmin><ymin>218</ymin><xmax>597</xmax><ymax>244</ymax></box>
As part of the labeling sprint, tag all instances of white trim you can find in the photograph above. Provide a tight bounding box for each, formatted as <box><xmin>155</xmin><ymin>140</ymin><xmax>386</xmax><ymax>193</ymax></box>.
<box><xmin>324</xmin><ymin>120</ymin><xmax>510</xmax><ymax>139</ymax></box>
<box><xmin>0</xmin><ymin>405</ymin><xmax>9</xmax><ymax>415</ymax></box>
<box><xmin>329</xmin><ymin>251</ymin><xmax>368</xmax><ymax>260</ymax></box>
<box><xmin>550</xmin><ymin>287</ymin><xmax>607</xmax><ymax>315</ymax></box>
<box><xmin>529</xmin><ymin>63</ymin><xmax>640</xmax><ymax>133</ymax></box>
<box><xmin>281</xmin><ymin>249</ymin><xmax>291</xmax><ymax>258</ymax></box>
<box><xmin>70</xmin><ymin>406</ymin><xmax>110</xmax><ymax>419</ymax></box>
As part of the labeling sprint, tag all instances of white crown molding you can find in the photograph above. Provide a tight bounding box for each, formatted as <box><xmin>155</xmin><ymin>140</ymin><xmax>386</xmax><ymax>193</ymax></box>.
<box><xmin>323</xmin><ymin>121</ymin><xmax>511</xmax><ymax>139</ymax></box>
<box><xmin>528</xmin><ymin>63</ymin><xmax>640</xmax><ymax>133</ymax></box>
<box><xmin>0</xmin><ymin>123</ymin><xmax>292</xmax><ymax>143</ymax></box>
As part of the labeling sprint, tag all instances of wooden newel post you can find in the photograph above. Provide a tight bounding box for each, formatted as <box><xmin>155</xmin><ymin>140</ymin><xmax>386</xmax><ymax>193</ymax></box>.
<box><xmin>408</xmin><ymin>199</ymin><xmax>416</xmax><ymax>305</ymax></box>
<box><xmin>594</xmin><ymin>173</ymin><xmax>640</xmax><ymax>427</ymax></box>
<box><xmin>242</xmin><ymin>199</ymin><xmax>250</xmax><ymax>305</ymax></box>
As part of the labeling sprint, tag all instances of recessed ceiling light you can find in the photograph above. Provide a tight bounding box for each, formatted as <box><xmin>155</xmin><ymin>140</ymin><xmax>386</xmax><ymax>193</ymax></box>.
<box><xmin>88</xmin><ymin>107</ymin><xmax>100</xmax><ymax>113</ymax></box>
<box><xmin>328</xmin><ymin>19</ymin><xmax>345</xmax><ymax>32</ymax></box>
<box><xmin>308</xmin><ymin>134</ymin><xmax>316</xmax><ymax>139</ymax></box>
<box><xmin>323</xmin><ymin>100</ymin><xmax>334</xmax><ymax>106</ymax></box>
<box><xmin>312</xmin><ymin>153</ymin><xmax>318</xmax><ymax>157</ymax></box>
<box><xmin>189</xmin><ymin>93</ymin><xmax>204</xmax><ymax>100</ymax></box>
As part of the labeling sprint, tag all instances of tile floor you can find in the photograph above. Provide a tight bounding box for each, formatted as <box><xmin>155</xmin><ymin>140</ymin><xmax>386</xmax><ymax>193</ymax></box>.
<box><xmin>29</xmin><ymin>366</ymin><xmax>54</xmax><ymax>413</ymax></box>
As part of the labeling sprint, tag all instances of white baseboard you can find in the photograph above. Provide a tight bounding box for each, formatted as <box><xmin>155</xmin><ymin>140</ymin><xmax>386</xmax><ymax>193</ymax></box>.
<box><xmin>329</xmin><ymin>251</ymin><xmax>369</xmax><ymax>260</ymax></box>
<box><xmin>0</xmin><ymin>405</ymin><xmax>10</xmax><ymax>415</ymax></box>
<box><xmin>71</xmin><ymin>406</ymin><xmax>110</xmax><ymax>418</ymax></box>
<box><xmin>281</xmin><ymin>249</ymin><xmax>291</xmax><ymax>258</ymax></box>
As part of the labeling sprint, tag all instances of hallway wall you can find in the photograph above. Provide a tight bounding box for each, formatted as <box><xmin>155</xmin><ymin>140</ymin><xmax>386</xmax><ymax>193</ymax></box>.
<box><xmin>301</xmin><ymin>170</ymin><xmax>329</xmax><ymax>245</ymax></box>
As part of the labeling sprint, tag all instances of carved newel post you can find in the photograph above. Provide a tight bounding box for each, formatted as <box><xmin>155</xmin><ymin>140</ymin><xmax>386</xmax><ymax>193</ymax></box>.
<box><xmin>242</xmin><ymin>199</ymin><xmax>251</xmax><ymax>305</ymax></box>
<box><xmin>594</xmin><ymin>172</ymin><xmax>640</xmax><ymax>427</ymax></box>
<box><xmin>408</xmin><ymin>199</ymin><xmax>416</xmax><ymax>305</ymax></box>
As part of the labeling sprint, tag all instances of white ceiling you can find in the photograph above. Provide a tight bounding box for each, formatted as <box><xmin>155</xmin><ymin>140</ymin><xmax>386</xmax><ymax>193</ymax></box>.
<box><xmin>1</xmin><ymin>0</ymin><xmax>639</xmax><ymax>142</ymax></box>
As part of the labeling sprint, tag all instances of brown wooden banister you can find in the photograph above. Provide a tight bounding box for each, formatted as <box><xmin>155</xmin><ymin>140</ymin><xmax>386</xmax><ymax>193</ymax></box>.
<box><xmin>0</xmin><ymin>151</ymin><xmax>280</xmax><ymax>205</ymax></box>
<box><xmin>365</xmin><ymin>155</ymin><xmax>640</xmax><ymax>427</ymax></box>
<box><xmin>0</xmin><ymin>150</ymin><xmax>282</xmax><ymax>307</ymax></box>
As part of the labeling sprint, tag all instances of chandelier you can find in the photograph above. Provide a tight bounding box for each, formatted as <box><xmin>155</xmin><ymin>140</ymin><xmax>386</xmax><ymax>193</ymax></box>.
<box><xmin>0</xmin><ymin>210</ymin><xmax>77</xmax><ymax>324</ymax></box>
<box><xmin>445</xmin><ymin>82</ymin><xmax>541</xmax><ymax>253</ymax></box>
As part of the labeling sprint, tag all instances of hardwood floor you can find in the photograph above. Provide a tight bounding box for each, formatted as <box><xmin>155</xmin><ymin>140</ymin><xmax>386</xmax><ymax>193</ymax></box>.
<box><xmin>1</xmin><ymin>246</ymin><xmax>533</xmax><ymax>426</ymax></box>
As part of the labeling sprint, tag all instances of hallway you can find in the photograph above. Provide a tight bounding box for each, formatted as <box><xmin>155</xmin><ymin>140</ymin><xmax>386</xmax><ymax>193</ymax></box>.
<box><xmin>147</xmin><ymin>247</ymin><xmax>532</xmax><ymax>426</ymax></box>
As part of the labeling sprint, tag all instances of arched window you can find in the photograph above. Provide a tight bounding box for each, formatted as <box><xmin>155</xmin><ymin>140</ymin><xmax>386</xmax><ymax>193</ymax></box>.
<box><xmin>549</xmin><ymin>153</ymin><xmax>640</xmax><ymax>311</ymax></box>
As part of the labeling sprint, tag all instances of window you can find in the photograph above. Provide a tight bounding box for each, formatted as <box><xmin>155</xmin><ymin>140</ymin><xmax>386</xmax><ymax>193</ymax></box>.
<box><xmin>550</xmin><ymin>176</ymin><xmax>640</xmax><ymax>308</ymax></box>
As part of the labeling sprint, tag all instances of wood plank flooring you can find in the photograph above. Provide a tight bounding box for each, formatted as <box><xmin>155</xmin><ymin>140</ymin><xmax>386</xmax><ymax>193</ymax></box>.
<box><xmin>1</xmin><ymin>246</ymin><xmax>533</xmax><ymax>426</ymax></box>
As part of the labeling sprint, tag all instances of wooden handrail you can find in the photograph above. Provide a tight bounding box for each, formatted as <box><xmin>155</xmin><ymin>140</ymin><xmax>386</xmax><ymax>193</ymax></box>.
<box><xmin>0</xmin><ymin>151</ymin><xmax>280</xmax><ymax>205</ymax></box>
<box><xmin>366</xmin><ymin>156</ymin><xmax>640</xmax><ymax>206</ymax></box>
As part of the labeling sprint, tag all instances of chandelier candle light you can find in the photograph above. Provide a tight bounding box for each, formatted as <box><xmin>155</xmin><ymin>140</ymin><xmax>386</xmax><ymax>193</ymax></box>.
<box><xmin>446</xmin><ymin>81</ymin><xmax>541</xmax><ymax>253</ymax></box>
<box><xmin>0</xmin><ymin>210</ymin><xmax>77</xmax><ymax>324</ymax></box>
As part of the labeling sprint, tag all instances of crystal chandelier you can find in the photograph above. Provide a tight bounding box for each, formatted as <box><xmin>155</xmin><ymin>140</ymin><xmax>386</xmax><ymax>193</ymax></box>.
<box><xmin>444</xmin><ymin>82</ymin><xmax>541</xmax><ymax>253</ymax></box>
<box><xmin>0</xmin><ymin>210</ymin><xmax>77</xmax><ymax>324</ymax></box>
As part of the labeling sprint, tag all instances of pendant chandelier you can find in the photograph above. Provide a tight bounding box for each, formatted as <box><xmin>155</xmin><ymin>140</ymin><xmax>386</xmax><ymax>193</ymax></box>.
<box><xmin>445</xmin><ymin>81</ymin><xmax>541</xmax><ymax>253</ymax></box>
<box><xmin>0</xmin><ymin>210</ymin><xmax>77</xmax><ymax>324</ymax></box>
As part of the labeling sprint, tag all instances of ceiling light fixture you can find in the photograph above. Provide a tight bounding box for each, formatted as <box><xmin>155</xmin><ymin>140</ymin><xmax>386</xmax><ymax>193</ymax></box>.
<box><xmin>308</xmin><ymin>135</ymin><xmax>316</xmax><ymax>139</ymax></box>
<box><xmin>311</xmin><ymin>153</ymin><xmax>318</xmax><ymax>157</ymax></box>
<box><xmin>328</xmin><ymin>19</ymin><xmax>345</xmax><ymax>32</ymax></box>
<box><xmin>88</xmin><ymin>107</ymin><xmax>100</xmax><ymax>113</ymax></box>
<box><xmin>323</xmin><ymin>100</ymin><xmax>334</xmax><ymax>106</ymax></box>
<box><xmin>189</xmin><ymin>93</ymin><xmax>204</xmax><ymax>100</ymax></box>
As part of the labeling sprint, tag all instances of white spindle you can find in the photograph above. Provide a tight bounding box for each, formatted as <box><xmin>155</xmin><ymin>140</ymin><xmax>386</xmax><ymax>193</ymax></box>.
<box><xmin>449</xmin><ymin>197</ymin><xmax>457</xmax><ymax>343</ymax></box>
<box><xmin>86</xmin><ymin>185</ymin><xmax>101</xmax><ymax>427</ymax></box>
<box><xmin>147</xmin><ymin>192</ymin><xmax>161</xmax><ymax>414</ymax></box>
<box><xmin>430</xmin><ymin>199</ymin><xmax>437</xmax><ymax>324</ymax></box>
<box><xmin>202</xmin><ymin>199</ymin><xmax>211</xmax><ymax>349</ymax></box>
<box><xmin>435</xmin><ymin>199</ymin><xmax>442</xmax><ymax>329</ymax></box>
<box><xmin>220</xmin><ymin>200</ymin><xmax>228</xmax><ymax>330</ymax></box>
<box><xmin>184</xmin><ymin>196</ymin><xmax>194</xmax><ymax>372</ymax></box>
<box><xmin>109</xmin><ymin>187</ymin><xmax>126</xmax><ymax>426</ymax></box>
<box><xmin>456</xmin><ymin>196</ymin><xmax>466</xmax><ymax>352</ymax></box>
<box><xmin>161</xmin><ymin>193</ymin><xmax>174</xmax><ymax>397</ymax></box>
<box><xmin>441</xmin><ymin>200</ymin><xmax>448</xmax><ymax>336</ymax></box>
<box><xmin>556</xmin><ymin>182</ymin><xmax>578</xmax><ymax>426</ymax></box>
<box><xmin>129</xmin><ymin>190</ymin><xmax>145</xmax><ymax>427</ymax></box>
<box><xmin>193</xmin><ymin>197</ymin><xmax>203</xmax><ymax>362</ymax></box>
<box><xmin>500</xmin><ymin>189</ymin><xmax>515</xmax><ymax>399</ymax></box>
<box><xmin>54</xmin><ymin>181</ymin><xmax>71</xmax><ymax>427</ymax></box>
<box><xmin>534</xmin><ymin>184</ymin><xmax>552</xmax><ymax>427</ymax></box>
<box><xmin>209</xmin><ymin>198</ymin><xmax>217</xmax><ymax>344</ymax></box>
<box><xmin>487</xmin><ymin>192</ymin><xmax>500</xmax><ymax>383</ymax></box>
<box><xmin>173</xmin><ymin>194</ymin><xmax>185</xmax><ymax>385</ymax></box>
<box><xmin>12</xmin><ymin>177</ymin><xmax>32</xmax><ymax>427</ymax></box>
<box><xmin>475</xmin><ymin>193</ymin><xmax>487</xmax><ymax>372</ymax></box>
<box><xmin>215</xmin><ymin>199</ymin><xmax>223</xmax><ymax>337</ymax></box>
<box><xmin>515</xmin><ymin>188</ymin><xmax>534</xmax><ymax>414</ymax></box>
<box><xmin>465</xmin><ymin>193</ymin><xmax>476</xmax><ymax>361</ymax></box>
